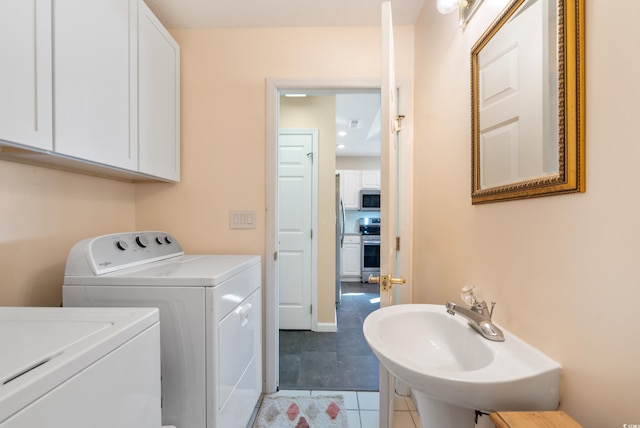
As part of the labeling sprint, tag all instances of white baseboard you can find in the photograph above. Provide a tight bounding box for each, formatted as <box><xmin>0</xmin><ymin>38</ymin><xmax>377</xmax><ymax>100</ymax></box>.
<box><xmin>315</xmin><ymin>322</ymin><xmax>337</xmax><ymax>332</ymax></box>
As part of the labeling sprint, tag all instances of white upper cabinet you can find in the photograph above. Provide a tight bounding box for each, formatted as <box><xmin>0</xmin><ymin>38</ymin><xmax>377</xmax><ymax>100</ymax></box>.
<box><xmin>339</xmin><ymin>170</ymin><xmax>361</xmax><ymax>210</ymax></box>
<box><xmin>338</xmin><ymin>169</ymin><xmax>381</xmax><ymax>210</ymax></box>
<box><xmin>360</xmin><ymin>170</ymin><xmax>381</xmax><ymax>190</ymax></box>
<box><xmin>0</xmin><ymin>0</ymin><xmax>180</xmax><ymax>182</ymax></box>
<box><xmin>138</xmin><ymin>1</ymin><xmax>180</xmax><ymax>182</ymax></box>
<box><xmin>53</xmin><ymin>0</ymin><xmax>138</xmax><ymax>171</ymax></box>
<box><xmin>0</xmin><ymin>0</ymin><xmax>53</xmax><ymax>151</ymax></box>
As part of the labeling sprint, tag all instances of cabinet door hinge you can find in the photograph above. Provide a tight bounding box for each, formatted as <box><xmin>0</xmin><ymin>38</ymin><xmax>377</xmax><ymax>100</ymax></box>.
<box><xmin>274</xmin><ymin>251</ymin><xmax>278</xmax><ymax>261</ymax></box>
<box><xmin>396</xmin><ymin>236</ymin><xmax>401</xmax><ymax>251</ymax></box>
<box><xmin>310</xmin><ymin>304</ymin><xmax>313</xmax><ymax>314</ymax></box>
<box><xmin>310</xmin><ymin>229</ymin><xmax>313</xmax><ymax>239</ymax></box>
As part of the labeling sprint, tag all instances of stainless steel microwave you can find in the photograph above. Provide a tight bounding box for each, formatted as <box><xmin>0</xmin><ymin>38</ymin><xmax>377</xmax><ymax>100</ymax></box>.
<box><xmin>360</xmin><ymin>190</ymin><xmax>381</xmax><ymax>211</ymax></box>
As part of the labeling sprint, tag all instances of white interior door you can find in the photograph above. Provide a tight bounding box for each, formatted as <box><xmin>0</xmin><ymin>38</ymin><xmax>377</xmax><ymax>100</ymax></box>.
<box><xmin>380</xmin><ymin>1</ymin><xmax>400</xmax><ymax>309</ymax></box>
<box><xmin>379</xmin><ymin>3</ymin><xmax>405</xmax><ymax>427</ymax></box>
<box><xmin>278</xmin><ymin>129</ymin><xmax>317</xmax><ymax>330</ymax></box>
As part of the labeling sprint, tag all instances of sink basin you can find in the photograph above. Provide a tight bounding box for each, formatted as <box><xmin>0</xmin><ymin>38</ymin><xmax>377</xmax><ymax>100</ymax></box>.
<box><xmin>363</xmin><ymin>304</ymin><xmax>561</xmax><ymax>427</ymax></box>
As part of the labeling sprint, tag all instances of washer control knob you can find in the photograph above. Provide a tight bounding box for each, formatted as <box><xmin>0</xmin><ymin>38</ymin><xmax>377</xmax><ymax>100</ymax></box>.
<box><xmin>155</xmin><ymin>236</ymin><xmax>164</xmax><ymax>245</ymax></box>
<box><xmin>135</xmin><ymin>236</ymin><xmax>149</xmax><ymax>248</ymax></box>
<box><xmin>164</xmin><ymin>235</ymin><xmax>173</xmax><ymax>244</ymax></box>
<box><xmin>116</xmin><ymin>240</ymin><xmax>128</xmax><ymax>251</ymax></box>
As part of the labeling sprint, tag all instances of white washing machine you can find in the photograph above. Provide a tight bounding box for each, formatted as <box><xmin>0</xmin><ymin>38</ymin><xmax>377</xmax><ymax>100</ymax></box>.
<box><xmin>62</xmin><ymin>231</ymin><xmax>262</xmax><ymax>428</ymax></box>
<box><xmin>0</xmin><ymin>306</ymin><xmax>162</xmax><ymax>428</ymax></box>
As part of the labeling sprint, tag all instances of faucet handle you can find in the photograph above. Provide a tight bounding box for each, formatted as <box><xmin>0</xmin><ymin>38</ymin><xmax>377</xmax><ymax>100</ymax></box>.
<box><xmin>489</xmin><ymin>301</ymin><xmax>496</xmax><ymax>319</ymax></box>
<box><xmin>461</xmin><ymin>285</ymin><xmax>484</xmax><ymax>306</ymax></box>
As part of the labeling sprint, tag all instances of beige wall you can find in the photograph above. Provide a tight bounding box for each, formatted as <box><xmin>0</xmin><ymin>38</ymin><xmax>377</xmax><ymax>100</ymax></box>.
<box><xmin>134</xmin><ymin>26</ymin><xmax>415</xmax><ymax>317</ymax></box>
<box><xmin>280</xmin><ymin>95</ymin><xmax>336</xmax><ymax>324</ymax></box>
<box><xmin>0</xmin><ymin>161</ymin><xmax>135</xmax><ymax>306</ymax></box>
<box><xmin>0</xmin><ymin>21</ymin><xmax>413</xmax><ymax>362</ymax></box>
<box><xmin>413</xmin><ymin>0</ymin><xmax>640</xmax><ymax>426</ymax></box>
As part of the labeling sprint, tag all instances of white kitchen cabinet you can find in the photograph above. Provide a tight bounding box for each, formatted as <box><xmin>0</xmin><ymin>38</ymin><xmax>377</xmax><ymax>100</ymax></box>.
<box><xmin>360</xmin><ymin>170</ymin><xmax>381</xmax><ymax>190</ymax></box>
<box><xmin>341</xmin><ymin>235</ymin><xmax>361</xmax><ymax>279</ymax></box>
<box><xmin>53</xmin><ymin>0</ymin><xmax>138</xmax><ymax>171</ymax></box>
<box><xmin>338</xmin><ymin>170</ymin><xmax>361</xmax><ymax>210</ymax></box>
<box><xmin>0</xmin><ymin>0</ymin><xmax>180</xmax><ymax>182</ymax></box>
<box><xmin>138</xmin><ymin>0</ymin><xmax>180</xmax><ymax>181</ymax></box>
<box><xmin>0</xmin><ymin>0</ymin><xmax>52</xmax><ymax>151</ymax></box>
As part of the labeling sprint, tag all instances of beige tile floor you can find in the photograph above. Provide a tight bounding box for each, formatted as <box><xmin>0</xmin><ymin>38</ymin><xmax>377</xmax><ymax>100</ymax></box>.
<box><xmin>264</xmin><ymin>389</ymin><xmax>421</xmax><ymax>428</ymax></box>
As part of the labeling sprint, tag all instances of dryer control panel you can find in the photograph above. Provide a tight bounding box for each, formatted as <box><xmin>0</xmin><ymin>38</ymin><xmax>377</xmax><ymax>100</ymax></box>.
<box><xmin>65</xmin><ymin>231</ymin><xmax>185</xmax><ymax>276</ymax></box>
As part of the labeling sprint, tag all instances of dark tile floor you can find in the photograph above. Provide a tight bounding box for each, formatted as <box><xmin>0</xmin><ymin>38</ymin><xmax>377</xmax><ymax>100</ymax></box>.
<box><xmin>279</xmin><ymin>281</ymin><xmax>381</xmax><ymax>391</ymax></box>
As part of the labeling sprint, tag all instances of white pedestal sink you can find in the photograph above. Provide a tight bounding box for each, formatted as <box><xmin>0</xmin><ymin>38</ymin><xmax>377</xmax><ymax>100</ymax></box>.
<box><xmin>363</xmin><ymin>304</ymin><xmax>561</xmax><ymax>428</ymax></box>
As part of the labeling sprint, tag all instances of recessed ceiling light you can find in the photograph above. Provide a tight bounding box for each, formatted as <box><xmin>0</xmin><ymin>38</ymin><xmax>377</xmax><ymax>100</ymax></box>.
<box><xmin>338</xmin><ymin>131</ymin><xmax>347</xmax><ymax>137</ymax></box>
<box><xmin>337</xmin><ymin>144</ymin><xmax>346</xmax><ymax>149</ymax></box>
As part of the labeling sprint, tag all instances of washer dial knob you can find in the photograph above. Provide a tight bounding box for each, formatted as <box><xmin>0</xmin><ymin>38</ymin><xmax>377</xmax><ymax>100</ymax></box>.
<box><xmin>116</xmin><ymin>240</ymin><xmax>128</xmax><ymax>251</ymax></box>
<box><xmin>136</xmin><ymin>236</ymin><xmax>149</xmax><ymax>248</ymax></box>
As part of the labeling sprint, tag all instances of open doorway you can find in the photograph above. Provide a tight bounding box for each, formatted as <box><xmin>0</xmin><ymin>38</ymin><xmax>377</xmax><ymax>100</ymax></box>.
<box><xmin>265</xmin><ymin>78</ymin><xmax>413</xmax><ymax>394</ymax></box>
<box><xmin>277</xmin><ymin>91</ymin><xmax>382</xmax><ymax>390</ymax></box>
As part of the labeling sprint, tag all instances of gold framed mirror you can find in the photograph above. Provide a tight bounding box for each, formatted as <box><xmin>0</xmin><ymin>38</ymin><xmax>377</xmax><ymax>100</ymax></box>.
<box><xmin>471</xmin><ymin>0</ymin><xmax>584</xmax><ymax>204</ymax></box>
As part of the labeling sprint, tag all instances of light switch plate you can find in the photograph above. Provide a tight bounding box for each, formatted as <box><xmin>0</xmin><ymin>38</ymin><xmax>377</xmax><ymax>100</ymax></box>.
<box><xmin>230</xmin><ymin>210</ymin><xmax>256</xmax><ymax>229</ymax></box>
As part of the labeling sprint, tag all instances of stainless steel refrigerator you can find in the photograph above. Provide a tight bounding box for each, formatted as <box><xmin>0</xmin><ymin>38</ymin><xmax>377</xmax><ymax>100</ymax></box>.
<box><xmin>335</xmin><ymin>173</ymin><xmax>345</xmax><ymax>305</ymax></box>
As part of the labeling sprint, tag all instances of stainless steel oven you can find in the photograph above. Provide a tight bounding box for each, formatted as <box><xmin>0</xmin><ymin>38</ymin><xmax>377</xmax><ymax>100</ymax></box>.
<box><xmin>361</xmin><ymin>235</ymin><xmax>380</xmax><ymax>282</ymax></box>
<box><xmin>359</xmin><ymin>218</ymin><xmax>380</xmax><ymax>282</ymax></box>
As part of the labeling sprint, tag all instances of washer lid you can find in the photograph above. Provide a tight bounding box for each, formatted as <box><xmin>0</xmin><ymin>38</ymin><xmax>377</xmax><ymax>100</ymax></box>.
<box><xmin>0</xmin><ymin>320</ymin><xmax>110</xmax><ymax>385</ymax></box>
<box><xmin>0</xmin><ymin>307</ymin><xmax>159</xmax><ymax>423</ymax></box>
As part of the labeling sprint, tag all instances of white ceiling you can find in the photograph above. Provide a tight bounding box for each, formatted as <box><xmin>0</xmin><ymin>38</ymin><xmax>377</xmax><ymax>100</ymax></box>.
<box><xmin>335</xmin><ymin>93</ymin><xmax>381</xmax><ymax>157</ymax></box>
<box><xmin>144</xmin><ymin>0</ymin><xmax>427</xmax><ymax>29</ymax></box>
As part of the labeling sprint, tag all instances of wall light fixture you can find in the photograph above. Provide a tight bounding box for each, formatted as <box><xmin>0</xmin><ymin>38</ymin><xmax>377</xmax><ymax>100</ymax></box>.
<box><xmin>436</xmin><ymin>0</ymin><xmax>484</xmax><ymax>29</ymax></box>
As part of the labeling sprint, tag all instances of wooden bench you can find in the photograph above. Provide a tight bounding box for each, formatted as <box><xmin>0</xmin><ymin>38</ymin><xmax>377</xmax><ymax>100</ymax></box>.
<box><xmin>490</xmin><ymin>411</ymin><xmax>583</xmax><ymax>427</ymax></box>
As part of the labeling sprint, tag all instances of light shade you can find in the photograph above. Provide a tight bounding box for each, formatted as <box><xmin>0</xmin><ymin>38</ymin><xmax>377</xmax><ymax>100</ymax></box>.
<box><xmin>436</xmin><ymin>0</ymin><xmax>459</xmax><ymax>14</ymax></box>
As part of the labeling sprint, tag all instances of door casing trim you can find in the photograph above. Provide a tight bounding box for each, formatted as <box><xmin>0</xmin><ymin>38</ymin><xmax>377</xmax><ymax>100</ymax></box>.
<box><xmin>265</xmin><ymin>77</ymin><xmax>413</xmax><ymax>393</ymax></box>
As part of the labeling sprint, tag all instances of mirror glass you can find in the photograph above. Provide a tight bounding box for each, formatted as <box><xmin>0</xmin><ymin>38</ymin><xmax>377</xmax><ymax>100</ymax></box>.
<box><xmin>471</xmin><ymin>0</ymin><xmax>584</xmax><ymax>204</ymax></box>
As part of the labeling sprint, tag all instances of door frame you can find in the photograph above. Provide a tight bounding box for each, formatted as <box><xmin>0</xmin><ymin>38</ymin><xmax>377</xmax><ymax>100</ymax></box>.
<box><xmin>265</xmin><ymin>78</ymin><xmax>413</xmax><ymax>393</ymax></box>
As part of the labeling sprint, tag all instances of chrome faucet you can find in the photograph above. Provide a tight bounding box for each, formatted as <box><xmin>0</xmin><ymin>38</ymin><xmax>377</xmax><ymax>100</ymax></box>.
<box><xmin>446</xmin><ymin>286</ymin><xmax>505</xmax><ymax>342</ymax></box>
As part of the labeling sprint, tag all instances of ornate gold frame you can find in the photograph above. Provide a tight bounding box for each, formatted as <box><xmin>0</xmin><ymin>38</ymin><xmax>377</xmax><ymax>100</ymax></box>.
<box><xmin>471</xmin><ymin>0</ymin><xmax>584</xmax><ymax>204</ymax></box>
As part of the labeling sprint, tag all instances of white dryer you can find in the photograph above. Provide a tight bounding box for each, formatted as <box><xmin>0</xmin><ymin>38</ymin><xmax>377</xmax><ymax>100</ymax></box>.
<box><xmin>62</xmin><ymin>231</ymin><xmax>262</xmax><ymax>428</ymax></box>
<box><xmin>0</xmin><ymin>307</ymin><xmax>161</xmax><ymax>428</ymax></box>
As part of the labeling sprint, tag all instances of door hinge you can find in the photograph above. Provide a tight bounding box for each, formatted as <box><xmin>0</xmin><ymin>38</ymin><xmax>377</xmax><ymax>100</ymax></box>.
<box><xmin>310</xmin><ymin>304</ymin><xmax>313</xmax><ymax>314</ymax></box>
<box><xmin>274</xmin><ymin>251</ymin><xmax>278</xmax><ymax>261</ymax></box>
<box><xmin>396</xmin><ymin>236</ymin><xmax>401</xmax><ymax>251</ymax></box>
<box><xmin>394</xmin><ymin>114</ymin><xmax>405</xmax><ymax>132</ymax></box>
<box><xmin>310</xmin><ymin>229</ymin><xmax>313</xmax><ymax>239</ymax></box>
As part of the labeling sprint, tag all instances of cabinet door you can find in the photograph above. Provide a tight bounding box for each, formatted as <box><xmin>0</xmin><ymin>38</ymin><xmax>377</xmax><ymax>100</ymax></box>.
<box><xmin>138</xmin><ymin>1</ymin><xmax>180</xmax><ymax>182</ymax></box>
<box><xmin>341</xmin><ymin>243</ymin><xmax>361</xmax><ymax>277</ymax></box>
<box><xmin>0</xmin><ymin>0</ymin><xmax>52</xmax><ymax>150</ymax></box>
<box><xmin>53</xmin><ymin>0</ymin><xmax>137</xmax><ymax>170</ymax></box>
<box><xmin>339</xmin><ymin>170</ymin><xmax>361</xmax><ymax>210</ymax></box>
<box><xmin>361</xmin><ymin>170</ymin><xmax>381</xmax><ymax>190</ymax></box>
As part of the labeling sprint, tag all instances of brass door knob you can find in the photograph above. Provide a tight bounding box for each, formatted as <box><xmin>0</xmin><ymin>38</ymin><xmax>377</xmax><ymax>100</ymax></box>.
<box><xmin>368</xmin><ymin>274</ymin><xmax>405</xmax><ymax>291</ymax></box>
